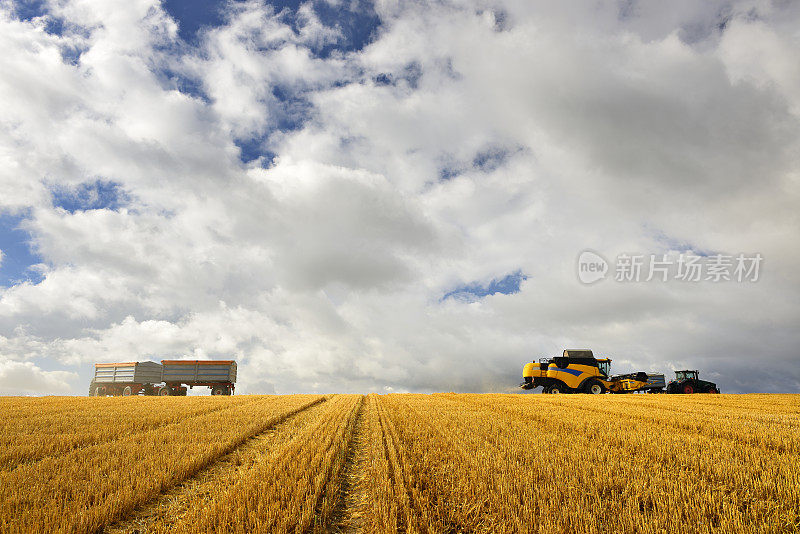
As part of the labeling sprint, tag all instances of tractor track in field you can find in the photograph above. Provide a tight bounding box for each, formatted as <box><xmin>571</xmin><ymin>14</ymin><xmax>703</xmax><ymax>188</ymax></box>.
<box><xmin>326</xmin><ymin>396</ymin><xmax>368</xmax><ymax>533</ymax></box>
<box><xmin>1</xmin><ymin>397</ymin><xmax>264</xmax><ymax>474</ymax></box>
<box><xmin>104</xmin><ymin>396</ymin><xmax>329</xmax><ymax>534</ymax></box>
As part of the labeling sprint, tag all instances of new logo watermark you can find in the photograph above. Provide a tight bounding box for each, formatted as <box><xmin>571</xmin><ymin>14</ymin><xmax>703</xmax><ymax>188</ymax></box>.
<box><xmin>577</xmin><ymin>250</ymin><xmax>609</xmax><ymax>284</ymax></box>
<box><xmin>577</xmin><ymin>250</ymin><xmax>762</xmax><ymax>285</ymax></box>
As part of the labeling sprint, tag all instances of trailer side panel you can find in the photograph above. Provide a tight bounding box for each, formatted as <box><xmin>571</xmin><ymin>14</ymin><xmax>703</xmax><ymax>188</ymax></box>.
<box><xmin>93</xmin><ymin>361</ymin><xmax>163</xmax><ymax>384</ymax></box>
<box><xmin>160</xmin><ymin>360</ymin><xmax>237</xmax><ymax>384</ymax></box>
<box><xmin>645</xmin><ymin>373</ymin><xmax>666</xmax><ymax>390</ymax></box>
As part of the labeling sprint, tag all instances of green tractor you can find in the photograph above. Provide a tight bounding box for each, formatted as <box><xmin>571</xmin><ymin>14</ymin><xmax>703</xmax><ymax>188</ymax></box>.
<box><xmin>665</xmin><ymin>370</ymin><xmax>720</xmax><ymax>394</ymax></box>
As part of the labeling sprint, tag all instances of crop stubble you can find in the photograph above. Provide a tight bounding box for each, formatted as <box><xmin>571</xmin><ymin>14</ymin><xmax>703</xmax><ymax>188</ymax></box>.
<box><xmin>1</xmin><ymin>393</ymin><xmax>798</xmax><ymax>534</ymax></box>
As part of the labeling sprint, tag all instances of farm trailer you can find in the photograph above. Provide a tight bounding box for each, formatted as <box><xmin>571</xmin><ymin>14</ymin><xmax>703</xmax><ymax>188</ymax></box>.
<box><xmin>89</xmin><ymin>360</ymin><xmax>237</xmax><ymax>396</ymax></box>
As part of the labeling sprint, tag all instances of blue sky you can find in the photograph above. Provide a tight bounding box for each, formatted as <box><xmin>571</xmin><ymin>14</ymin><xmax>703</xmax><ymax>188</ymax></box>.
<box><xmin>443</xmin><ymin>270</ymin><xmax>528</xmax><ymax>301</ymax></box>
<box><xmin>163</xmin><ymin>0</ymin><xmax>380</xmax><ymax>53</ymax></box>
<box><xmin>0</xmin><ymin>213</ymin><xmax>43</xmax><ymax>287</ymax></box>
<box><xmin>51</xmin><ymin>180</ymin><xmax>130</xmax><ymax>213</ymax></box>
<box><xmin>13</xmin><ymin>0</ymin><xmax>381</xmax><ymax>48</ymax></box>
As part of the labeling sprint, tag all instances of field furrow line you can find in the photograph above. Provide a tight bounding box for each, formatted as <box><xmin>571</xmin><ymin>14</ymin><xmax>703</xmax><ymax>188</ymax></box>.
<box><xmin>0</xmin><ymin>395</ymin><xmax>326</xmax><ymax>534</ymax></box>
<box><xmin>375</xmin><ymin>395</ymin><xmax>420</xmax><ymax>531</ymax></box>
<box><xmin>310</xmin><ymin>395</ymin><xmax>364</xmax><ymax>530</ymax></box>
<box><xmin>356</xmin><ymin>395</ymin><xmax>403</xmax><ymax>534</ymax></box>
<box><xmin>143</xmin><ymin>394</ymin><xmax>362</xmax><ymax>533</ymax></box>
<box><xmin>325</xmin><ymin>396</ymin><xmax>368</xmax><ymax>533</ymax></box>
<box><xmin>106</xmin><ymin>397</ymin><xmax>332</xmax><ymax>534</ymax></box>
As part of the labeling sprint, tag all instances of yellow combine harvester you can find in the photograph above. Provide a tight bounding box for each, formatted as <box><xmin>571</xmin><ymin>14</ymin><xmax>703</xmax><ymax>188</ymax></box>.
<box><xmin>520</xmin><ymin>349</ymin><xmax>650</xmax><ymax>394</ymax></box>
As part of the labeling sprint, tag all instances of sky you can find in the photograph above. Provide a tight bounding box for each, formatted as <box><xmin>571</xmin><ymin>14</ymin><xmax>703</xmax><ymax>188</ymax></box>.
<box><xmin>0</xmin><ymin>0</ymin><xmax>798</xmax><ymax>395</ymax></box>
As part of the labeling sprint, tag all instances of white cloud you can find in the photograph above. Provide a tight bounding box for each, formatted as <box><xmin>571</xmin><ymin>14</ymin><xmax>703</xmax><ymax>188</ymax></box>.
<box><xmin>0</xmin><ymin>356</ymin><xmax>77</xmax><ymax>395</ymax></box>
<box><xmin>0</xmin><ymin>0</ymin><xmax>798</xmax><ymax>395</ymax></box>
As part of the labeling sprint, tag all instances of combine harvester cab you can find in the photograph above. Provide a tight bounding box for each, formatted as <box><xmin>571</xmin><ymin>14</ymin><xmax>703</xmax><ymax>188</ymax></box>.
<box><xmin>521</xmin><ymin>349</ymin><xmax>650</xmax><ymax>394</ymax></box>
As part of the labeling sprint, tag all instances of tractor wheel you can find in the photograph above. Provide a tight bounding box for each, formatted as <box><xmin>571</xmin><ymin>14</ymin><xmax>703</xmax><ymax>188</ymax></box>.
<box><xmin>158</xmin><ymin>386</ymin><xmax>172</xmax><ymax>396</ymax></box>
<box><xmin>122</xmin><ymin>386</ymin><xmax>133</xmax><ymax>396</ymax></box>
<box><xmin>709</xmin><ymin>387</ymin><xmax>720</xmax><ymax>394</ymax></box>
<box><xmin>682</xmin><ymin>383</ymin><xmax>694</xmax><ymax>394</ymax></box>
<box><xmin>586</xmin><ymin>380</ymin><xmax>605</xmax><ymax>395</ymax></box>
<box><xmin>549</xmin><ymin>385</ymin><xmax>564</xmax><ymax>394</ymax></box>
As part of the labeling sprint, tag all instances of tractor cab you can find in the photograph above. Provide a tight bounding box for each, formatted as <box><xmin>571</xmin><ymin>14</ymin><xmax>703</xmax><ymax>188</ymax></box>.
<box><xmin>597</xmin><ymin>358</ymin><xmax>611</xmax><ymax>377</ymax></box>
<box><xmin>674</xmin><ymin>370</ymin><xmax>698</xmax><ymax>381</ymax></box>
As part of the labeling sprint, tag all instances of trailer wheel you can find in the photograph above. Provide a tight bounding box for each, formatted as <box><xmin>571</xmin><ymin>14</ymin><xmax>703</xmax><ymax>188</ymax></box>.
<box><xmin>682</xmin><ymin>384</ymin><xmax>694</xmax><ymax>394</ymax></box>
<box><xmin>94</xmin><ymin>386</ymin><xmax>104</xmax><ymax>397</ymax></box>
<box><xmin>158</xmin><ymin>386</ymin><xmax>172</xmax><ymax>396</ymax></box>
<box><xmin>122</xmin><ymin>386</ymin><xmax>133</xmax><ymax>396</ymax></box>
<box><xmin>211</xmin><ymin>386</ymin><xmax>225</xmax><ymax>396</ymax></box>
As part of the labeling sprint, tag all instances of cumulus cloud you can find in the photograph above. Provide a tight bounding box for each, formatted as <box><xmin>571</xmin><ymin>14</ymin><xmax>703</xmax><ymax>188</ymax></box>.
<box><xmin>0</xmin><ymin>0</ymin><xmax>798</xmax><ymax>395</ymax></box>
<box><xmin>0</xmin><ymin>356</ymin><xmax>76</xmax><ymax>395</ymax></box>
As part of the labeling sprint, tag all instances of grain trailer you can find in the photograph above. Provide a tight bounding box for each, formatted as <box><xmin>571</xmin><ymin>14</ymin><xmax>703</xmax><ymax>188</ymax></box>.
<box><xmin>89</xmin><ymin>361</ymin><xmax>163</xmax><ymax>396</ymax></box>
<box><xmin>160</xmin><ymin>360</ymin><xmax>237</xmax><ymax>396</ymax></box>
<box><xmin>89</xmin><ymin>359</ymin><xmax>237</xmax><ymax>396</ymax></box>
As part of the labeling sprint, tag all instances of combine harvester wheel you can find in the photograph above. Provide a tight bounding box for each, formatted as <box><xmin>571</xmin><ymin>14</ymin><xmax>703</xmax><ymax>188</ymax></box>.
<box><xmin>586</xmin><ymin>380</ymin><xmax>605</xmax><ymax>394</ymax></box>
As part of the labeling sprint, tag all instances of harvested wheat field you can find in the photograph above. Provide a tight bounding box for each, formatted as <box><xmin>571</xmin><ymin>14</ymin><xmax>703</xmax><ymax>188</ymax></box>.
<box><xmin>1</xmin><ymin>394</ymin><xmax>798</xmax><ymax>533</ymax></box>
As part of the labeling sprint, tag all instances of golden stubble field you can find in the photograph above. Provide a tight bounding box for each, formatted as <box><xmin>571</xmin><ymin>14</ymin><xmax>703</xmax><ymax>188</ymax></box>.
<box><xmin>1</xmin><ymin>393</ymin><xmax>798</xmax><ymax>533</ymax></box>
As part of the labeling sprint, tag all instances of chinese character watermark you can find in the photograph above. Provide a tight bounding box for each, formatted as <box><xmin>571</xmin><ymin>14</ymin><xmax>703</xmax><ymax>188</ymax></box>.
<box><xmin>577</xmin><ymin>251</ymin><xmax>762</xmax><ymax>284</ymax></box>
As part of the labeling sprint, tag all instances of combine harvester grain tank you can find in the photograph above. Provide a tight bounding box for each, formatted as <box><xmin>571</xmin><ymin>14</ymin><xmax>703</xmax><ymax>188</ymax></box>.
<box><xmin>89</xmin><ymin>360</ymin><xmax>237</xmax><ymax>396</ymax></box>
<box><xmin>520</xmin><ymin>349</ymin><xmax>719</xmax><ymax>394</ymax></box>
